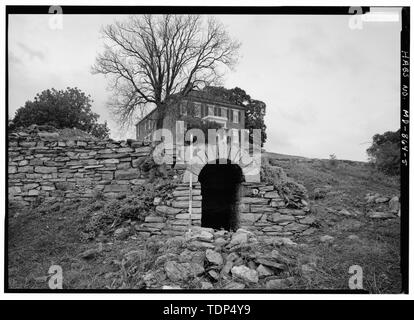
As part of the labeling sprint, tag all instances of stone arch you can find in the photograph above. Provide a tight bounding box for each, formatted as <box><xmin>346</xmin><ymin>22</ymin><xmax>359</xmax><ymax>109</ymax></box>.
<box><xmin>197</xmin><ymin>159</ymin><xmax>244</xmax><ymax>231</ymax></box>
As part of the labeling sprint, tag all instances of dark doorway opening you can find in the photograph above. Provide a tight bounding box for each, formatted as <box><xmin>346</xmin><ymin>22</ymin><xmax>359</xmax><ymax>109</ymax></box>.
<box><xmin>198</xmin><ymin>159</ymin><xmax>244</xmax><ymax>231</ymax></box>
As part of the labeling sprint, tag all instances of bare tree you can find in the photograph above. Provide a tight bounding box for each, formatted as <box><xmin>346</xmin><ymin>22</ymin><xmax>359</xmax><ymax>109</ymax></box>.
<box><xmin>92</xmin><ymin>14</ymin><xmax>240</xmax><ymax>128</ymax></box>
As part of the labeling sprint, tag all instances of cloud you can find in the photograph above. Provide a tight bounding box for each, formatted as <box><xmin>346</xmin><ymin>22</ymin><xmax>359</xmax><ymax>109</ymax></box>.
<box><xmin>17</xmin><ymin>42</ymin><xmax>46</xmax><ymax>61</ymax></box>
<box><xmin>9</xmin><ymin>52</ymin><xmax>22</xmax><ymax>65</ymax></box>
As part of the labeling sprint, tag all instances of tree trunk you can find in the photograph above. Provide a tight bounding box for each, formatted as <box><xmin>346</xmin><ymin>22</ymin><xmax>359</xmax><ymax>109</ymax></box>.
<box><xmin>155</xmin><ymin>102</ymin><xmax>166</xmax><ymax>129</ymax></box>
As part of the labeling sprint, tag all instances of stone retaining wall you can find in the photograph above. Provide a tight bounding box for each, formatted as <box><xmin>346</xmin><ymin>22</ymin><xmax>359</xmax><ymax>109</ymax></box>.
<box><xmin>8</xmin><ymin>128</ymin><xmax>313</xmax><ymax>237</ymax></box>
<box><xmin>8</xmin><ymin>132</ymin><xmax>153</xmax><ymax>206</ymax></box>
<box><xmin>141</xmin><ymin>182</ymin><xmax>313</xmax><ymax>237</ymax></box>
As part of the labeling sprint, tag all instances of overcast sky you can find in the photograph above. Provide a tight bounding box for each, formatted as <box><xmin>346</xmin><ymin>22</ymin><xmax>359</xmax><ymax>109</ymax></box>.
<box><xmin>8</xmin><ymin>12</ymin><xmax>401</xmax><ymax>161</ymax></box>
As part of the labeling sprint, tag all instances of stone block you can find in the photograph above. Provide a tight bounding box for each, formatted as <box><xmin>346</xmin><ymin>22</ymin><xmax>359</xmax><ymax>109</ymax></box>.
<box><xmin>173</xmin><ymin>189</ymin><xmax>201</xmax><ymax>197</ymax></box>
<box><xmin>156</xmin><ymin>205</ymin><xmax>182</xmax><ymax>215</ymax></box>
<box><xmin>241</xmin><ymin>197</ymin><xmax>269</xmax><ymax>205</ymax></box>
<box><xmin>114</xmin><ymin>169</ymin><xmax>140</xmax><ymax>180</ymax></box>
<box><xmin>104</xmin><ymin>184</ymin><xmax>130</xmax><ymax>192</ymax></box>
<box><xmin>172</xmin><ymin>200</ymin><xmax>201</xmax><ymax>208</ymax></box>
<box><xmin>250</xmin><ymin>205</ymin><xmax>275</xmax><ymax>213</ymax></box>
<box><xmin>264</xmin><ymin>191</ymin><xmax>282</xmax><ymax>199</ymax></box>
<box><xmin>34</xmin><ymin>166</ymin><xmax>57</xmax><ymax>174</ymax></box>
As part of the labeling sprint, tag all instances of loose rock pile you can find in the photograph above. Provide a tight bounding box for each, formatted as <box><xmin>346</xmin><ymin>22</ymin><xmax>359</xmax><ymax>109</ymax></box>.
<box><xmin>140</xmin><ymin>227</ymin><xmax>299</xmax><ymax>290</ymax></box>
<box><xmin>364</xmin><ymin>193</ymin><xmax>400</xmax><ymax>219</ymax></box>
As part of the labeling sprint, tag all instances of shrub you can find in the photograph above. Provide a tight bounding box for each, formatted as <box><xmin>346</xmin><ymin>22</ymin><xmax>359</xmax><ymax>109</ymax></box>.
<box><xmin>10</xmin><ymin>87</ymin><xmax>110</xmax><ymax>139</ymax></box>
<box><xmin>328</xmin><ymin>154</ymin><xmax>338</xmax><ymax>168</ymax></box>
<box><xmin>79</xmin><ymin>179</ymin><xmax>177</xmax><ymax>241</ymax></box>
<box><xmin>367</xmin><ymin>129</ymin><xmax>400</xmax><ymax>175</ymax></box>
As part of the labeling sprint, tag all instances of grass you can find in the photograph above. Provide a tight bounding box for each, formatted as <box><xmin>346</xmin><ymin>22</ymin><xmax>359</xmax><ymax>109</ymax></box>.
<box><xmin>264</xmin><ymin>154</ymin><xmax>401</xmax><ymax>293</ymax></box>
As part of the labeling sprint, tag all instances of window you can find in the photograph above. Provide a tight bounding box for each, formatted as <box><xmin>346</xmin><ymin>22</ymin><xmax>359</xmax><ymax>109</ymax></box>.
<box><xmin>233</xmin><ymin>110</ymin><xmax>239</xmax><ymax>124</ymax></box>
<box><xmin>214</xmin><ymin>106</ymin><xmax>220</xmax><ymax>116</ymax></box>
<box><xmin>208</xmin><ymin>105</ymin><xmax>214</xmax><ymax>116</ymax></box>
<box><xmin>221</xmin><ymin>107</ymin><xmax>227</xmax><ymax>118</ymax></box>
<box><xmin>180</xmin><ymin>102</ymin><xmax>187</xmax><ymax>116</ymax></box>
<box><xmin>201</xmin><ymin>103</ymin><xmax>206</xmax><ymax>117</ymax></box>
<box><xmin>194</xmin><ymin>102</ymin><xmax>201</xmax><ymax>117</ymax></box>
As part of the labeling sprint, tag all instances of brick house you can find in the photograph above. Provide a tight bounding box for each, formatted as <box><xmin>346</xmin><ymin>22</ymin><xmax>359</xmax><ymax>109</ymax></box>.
<box><xmin>135</xmin><ymin>90</ymin><xmax>245</xmax><ymax>141</ymax></box>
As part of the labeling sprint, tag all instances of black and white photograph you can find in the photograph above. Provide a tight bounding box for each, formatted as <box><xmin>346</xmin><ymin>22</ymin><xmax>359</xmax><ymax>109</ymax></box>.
<box><xmin>3</xmin><ymin>3</ymin><xmax>410</xmax><ymax>297</ymax></box>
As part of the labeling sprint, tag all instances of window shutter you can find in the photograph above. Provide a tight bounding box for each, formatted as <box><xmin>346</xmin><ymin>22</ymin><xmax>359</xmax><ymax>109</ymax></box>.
<box><xmin>229</xmin><ymin>109</ymin><xmax>233</xmax><ymax>122</ymax></box>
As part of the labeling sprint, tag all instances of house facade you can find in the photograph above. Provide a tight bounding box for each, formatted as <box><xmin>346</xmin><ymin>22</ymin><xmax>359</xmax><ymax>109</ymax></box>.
<box><xmin>135</xmin><ymin>91</ymin><xmax>246</xmax><ymax>141</ymax></box>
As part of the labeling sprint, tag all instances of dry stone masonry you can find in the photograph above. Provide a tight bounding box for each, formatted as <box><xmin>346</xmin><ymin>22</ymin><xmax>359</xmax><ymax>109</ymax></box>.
<box><xmin>8</xmin><ymin>125</ymin><xmax>314</xmax><ymax>237</ymax></box>
<box><xmin>143</xmin><ymin>182</ymin><xmax>314</xmax><ymax>238</ymax></box>
<box><xmin>8</xmin><ymin>126</ymin><xmax>153</xmax><ymax>206</ymax></box>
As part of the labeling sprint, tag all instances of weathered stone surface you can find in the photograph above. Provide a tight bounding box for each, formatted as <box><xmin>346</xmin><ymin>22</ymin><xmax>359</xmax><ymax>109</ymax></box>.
<box><xmin>187</xmin><ymin>241</ymin><xmax>215</xmax><ymax>250</ymax></box>
<box><xmin>223</xmin><ymin>282</ymin><xmax>245</xmax><ymax>290</ymax></box>
<box><xmin>240</xmin><ymin>213</ymin><xmax>260</xmax><ymax>223</ymax></box>
<box><xmin>34</xmin><ymin>166</ymin><xmax>57</xmax><ymax>174</ymax></box>
<box><xmin>229</xmin><ymin>232</ymin><xmax>248</xmax><ymax>246</ymax></box>
<box><xmin>320</xmin><ymin>235</ymin><xmax>335</xmax><ymax>242</ymax></box>
<box><xmin>131</xmin><ymin>179</ymin><xmax>146</xmax><ymax>185</ymax></box>
<box><xmin>205</xmin><ymin>249</ymin><xmax>224</xmax><ymax>265</ymax></box>
<box><xmin>172</xmin><ymin>200</ymin><xmax>201</xmax><ymax>208</ymax></box>
<box><xmin>179</xmin><ymin>249</ymin><xmax>205</xmax><ymax>265</ymax></box>
<box><xmin>262</xmin><ymin>225</ymin><xmax>283</xmax><ymax>233</ymax></box>
<box><xmin>28</xmin><ymin>189</ymin><xmax>40</xmax><ymax>196</ymax></box>
<box><xmin>270</xmin><ymin>200</ymin><xmax>286</xmax><ymax>208</ymax></box>
<box><xmin>389</xmin><ymin>196</ymin><xmax>400</xmax><ymax>212</ymax></box>
<box><xmin>201</xmin><ymin>281</ymin><xmax>214</xmax><ymax>289</ymax></box>
<box><xmin>255</xmin><ymin>258</ymin><xmax>285</xmax><ymax>270</ymax></box>
<box><xmin>250</xmin><ymin>205</ymin><xmax>275</xmax><ymax>213</ymax></box>
<box><xmin>375</xmin><ymin>197</ymin><xmax>389</xmax><ymax>203</ymax></box>
<box><xmin>164</xmin><ymin>261</ymin><xmax>205</xmax><ymax>282</ymax></box>
<box><xmin>8</xmin><ymin>166</ymin><xmax>17</xmax><ymax>174</ymax></box>
<box><xmin>101</xmin><ymin>159</ymin><xmax>119</xmax><ymax>164</ymax></box>
<box><xmin>299</xmin><ymin>216</ymin><xmax>316</xmax><ymax>225</ymax></box>
<box><xmin>367</xmin><ymin>211</ymin><xmax>395</xmax><ymax>219</ymax></box>
<box><xmin>104</xmin><ymin>184</ymin><xmax>129</xmax><ymax>192</ymax></box>
<box><xmin>114</xmin><ymin>169</ymin><xmax>140</xmax><ymax>180</ymax></box>
<box><xmin>173</xmin><ymin>189</ymin><xmax>201</xmax><ymax>197</ymax></box>
<box><xmin>156</xmin><ymin>206</ymin><xmax>182</xmax><ymax>215</ymax></box>
<box><xmin>277</xmin><ymin>208</ymin><xmax>306</xmax><ymax>216</ymax></box>
<box><xmin>144</xmin><ymin>216</ymin><xmax>165</xmax><ymax>223</ymax></box>
<box><xmin>264</xmin><ymin>191</ymin><xmax>282</xmax><ymax>199</ymax></box>
<box><xmin>270</xmin><ymin>213</ymin><xmax>296</xmax><ymax>224</ymax></box>
<box><xmin>187</xmin><ymin>228</ymin><xmax>214</xmax><ymax>242</ymax></box>
<box><xmin>347</xmin><ymin>234</ymin><xmax>360</xmax><ymax>241</ymax></box>
<box><xmin>231</xmin><ymin>265</ymin><xmax>258</xmax><ymax>283</ymax></box>
<box><xmin>257</xmin><ymin>264</ymin><xmax>274</xmax><ymax>277</ymax></box>
<box><xmin>9</xmin><ymin>186</ymin><xmax>21</xmax><ymax>195</ymax></box>
<box><xmin>142</xmin><ymin>222</ymin><xmax>166</xmax><ymax>229</ymax></box>
<box><xmin>241</xmin><ymin>197</ymin><xmax>269</xmax><ymax>205</ymax></box>
<box><xmin>175</xmin><ymin>213</ymin><xmax>202</xmax><ymax>220</ymax></box>
<box><xmin>114</xmin><ymin>227</ymin><xmax>130</xmax><ymax>239</ymax></box>
<box><xmin>259</xmin><ymin>185</ymin><xmax>274</xmax><ymax>192</ymax></box>
<box><xmin>265</xmin><ymin>277</ymin><xmax>294</xmax><ymax>289</ymax></box>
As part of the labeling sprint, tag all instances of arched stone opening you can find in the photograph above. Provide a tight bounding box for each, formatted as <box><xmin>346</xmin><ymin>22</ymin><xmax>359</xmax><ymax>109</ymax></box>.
<box><xmin>197</xmin><ymin>159</ymin><xmax>244</xmax><ymax>231</ymax></box>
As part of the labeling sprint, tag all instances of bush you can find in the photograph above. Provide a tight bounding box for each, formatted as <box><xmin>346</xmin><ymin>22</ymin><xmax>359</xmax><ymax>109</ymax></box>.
<box><xmin>80</xmin><ymin>179</ymin><xmax>177</xmax><ymax>241</ymax></box>
<box><xmin>328</xmin><ymin>154</ymin><xmax>338</xmax><ymax>168</ymax></box>
<box><xmin>367</xmin><ymin>130</ymin><xmax>400</xmax><ymax>175</ymax></box>
<box><xmin>10</xmin><ymin>87</ymin><xmax>110</xmax><ymax>139</ymax></box>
